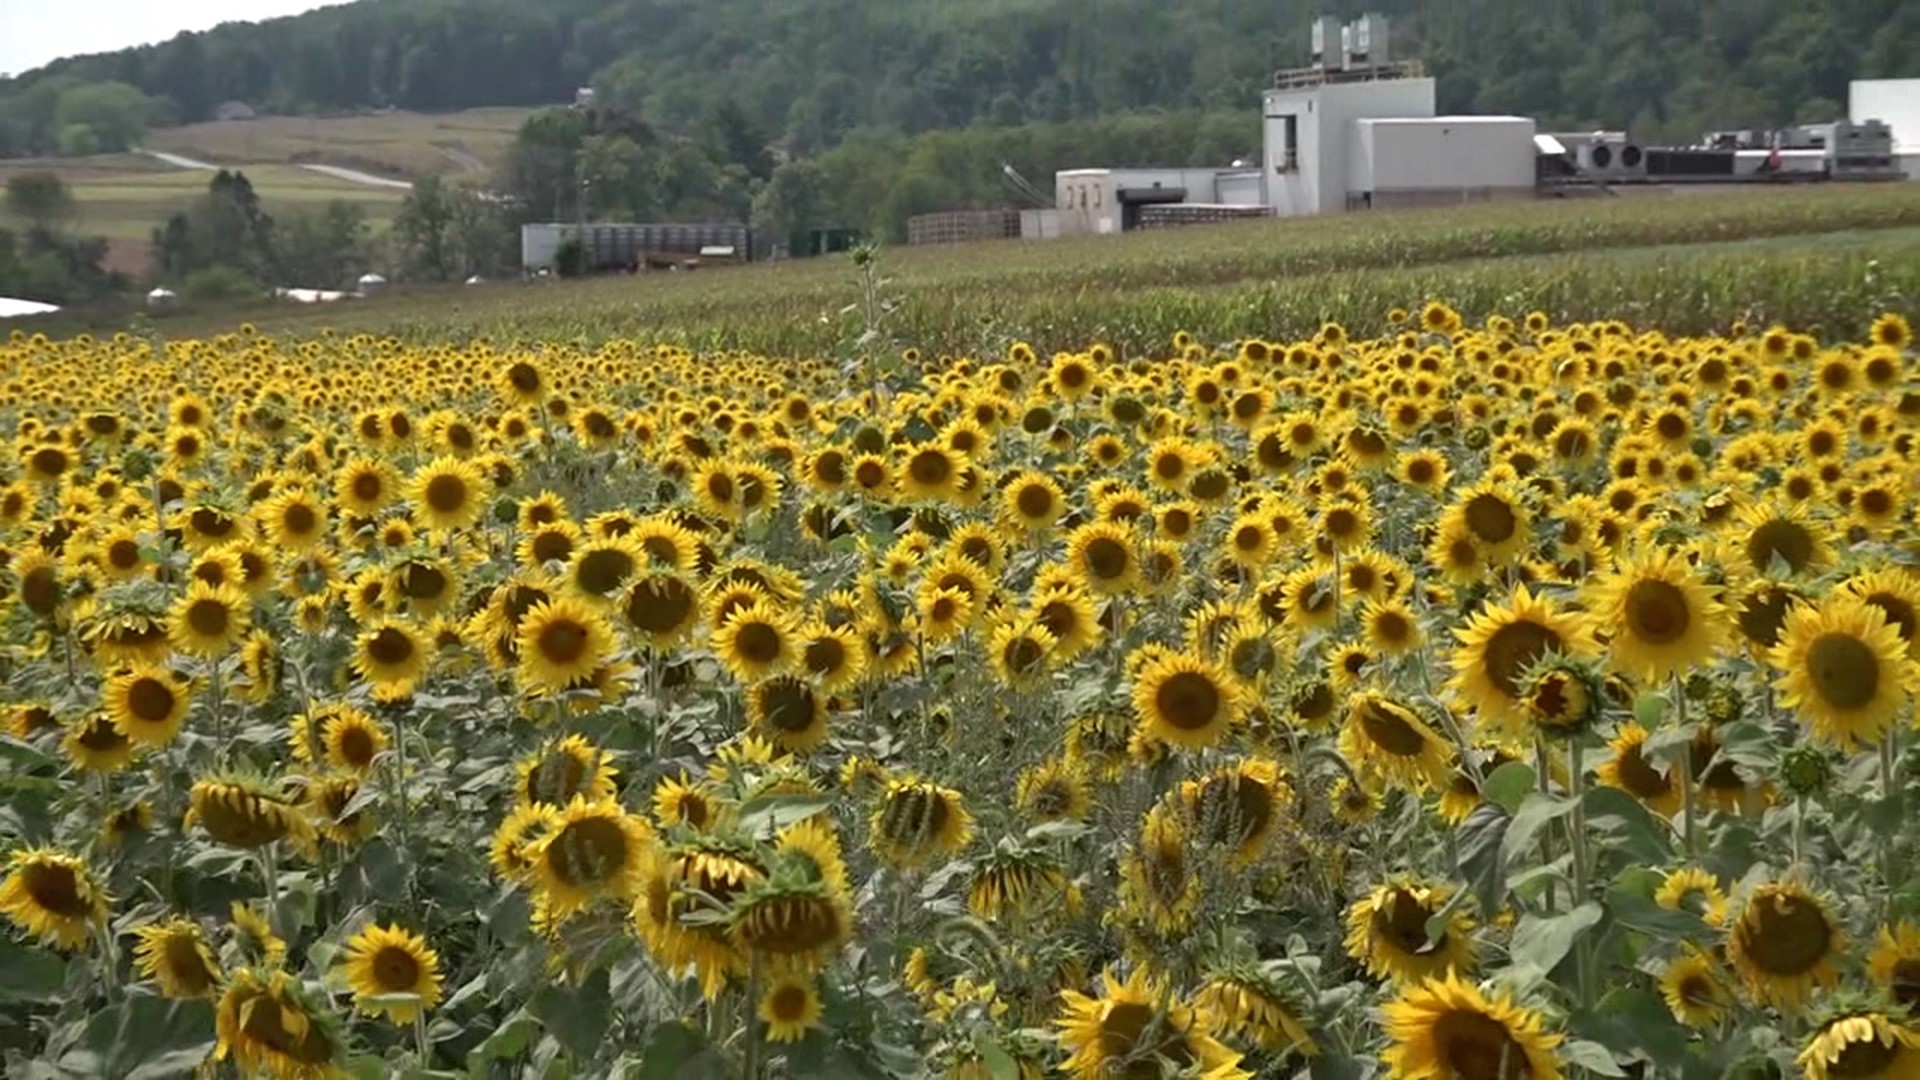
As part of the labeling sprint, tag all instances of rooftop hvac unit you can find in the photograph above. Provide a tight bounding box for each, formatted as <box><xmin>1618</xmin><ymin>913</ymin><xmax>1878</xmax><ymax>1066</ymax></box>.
<box><xmin>1310</xmin><ymin>15</ymin><xmax>1343</xmax><ymax>70</ymax></box>
<box><xmin>1576</xmin><ymin>135</ymin><xmax>1647</xmax><ymax>181</ymax></box>
<box><xmin>1347</xmin><ymin>13</ymin><xmax>1389</xmax><ymax>67</ymax></box>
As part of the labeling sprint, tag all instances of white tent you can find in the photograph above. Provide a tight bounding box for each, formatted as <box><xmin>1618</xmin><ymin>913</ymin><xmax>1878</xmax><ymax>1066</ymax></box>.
<box><xmin>0</xmin><ymin>296</ymin><xmax>60</xmax><ymax>319</ymax></box>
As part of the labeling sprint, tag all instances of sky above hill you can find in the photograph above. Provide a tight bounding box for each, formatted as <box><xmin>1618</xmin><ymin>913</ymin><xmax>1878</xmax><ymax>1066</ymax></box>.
<box><xmin>1</xmin><ymin>1</ymin><xmax>344</xmax><ymax>78</ymax></box>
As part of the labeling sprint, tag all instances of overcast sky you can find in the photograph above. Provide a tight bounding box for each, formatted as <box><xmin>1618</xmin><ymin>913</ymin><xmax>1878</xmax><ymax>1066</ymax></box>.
<box><xmin>1</xmin><ymin>1</ymin><xmax>345</xmax><ymax>78</ymax></box>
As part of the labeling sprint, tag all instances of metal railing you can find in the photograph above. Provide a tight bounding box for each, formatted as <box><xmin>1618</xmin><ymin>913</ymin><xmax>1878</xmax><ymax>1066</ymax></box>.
<box><xmin>1273</xmin><ymin>59</ymin><xmax>1425</xmax><ymax>90</ymax></box>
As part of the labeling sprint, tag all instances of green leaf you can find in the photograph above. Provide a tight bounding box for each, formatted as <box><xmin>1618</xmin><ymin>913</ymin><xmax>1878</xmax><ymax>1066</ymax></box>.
<box><xmin>1643</xmin><ymin>721</ymin><xmax>1697</xmax><ymax>765</ymax></box>
<box><xmin>1482</xmin><ymin>761</ymin><xmax>1536</xmax><ymax>814</ymax></box>
<box><xmin>1308</xmin><ymin>1053</ymin><xmax>1366</xmax><ymax>1080</ymax></box>
<box><xmin>1606</xmin><ymin>887</ymin><xmax>1708</xmax><ymax>939</ymax></box>
<box><xmin>1633</xmin><ymin>692</ymin><xmax>1667</xmax><ymax>728</ymax></box>
<box><xmin>360</xmin><ymin>992</ymin><xmax>425</xmax><ymax>1008</ymax></box>
<box><xmin>531</xmin><ymin>968</ymin><xmax>612</xmax><ymax>1063</ymax></box>
<box><xmin>1501</xmin><ymin>792</ymin><xmax>1578</xmax><ymax>866</ymax></box>
<box><xmin>1561</xmin><ymin>1038</ymin><xmax>1629</xmax><ymax>1077</ymax></box>
<box><xmin>630</xmin><ymin>1022</ymin><xmax>726</xmax><ymax>1080</ymax></box>
<box><xmin>735</xmin><ymin>792</ymin><xmax>839</xmax><ymax>838</ymax></box>
<box><xmin>466</xmin><ymin>1010</ymin><xmax>536</xmax><ymax>1072</ymax></box>
<box><xmin>1509</xmin><ymin>902</ymin><xmax>1603</xmax><ymax>979</ymax></box>
<box><xmin>1457</xmin><ymin>802</ymin><xmax>1512</xmax><ymax>919</ymax></box>
<box><xmin>74</xmin><ymin>997</ymin><xmax>215</xmax><ymax>1079</ymax></box>
<box><xmin>1582</xmin><ymin>785</ymin><xmax>1669</xmax><ymax>865</ymax></box>
<box><xmin>971</xmin><ymin>1032</ymin><xmax>1020</xmax><ymax>1080</ymax></box>
<box><xmin>0</xmin><ymin>940</ymin><xmax>67</xmax><ymax>1002</ymax></box>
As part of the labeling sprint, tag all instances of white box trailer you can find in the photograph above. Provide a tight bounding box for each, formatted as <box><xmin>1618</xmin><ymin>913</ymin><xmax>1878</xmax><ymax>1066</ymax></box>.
<box><xmin>1349</xmin><ymin>116</ymin><xmax>1539</xmax><ymax>208</ymax></box>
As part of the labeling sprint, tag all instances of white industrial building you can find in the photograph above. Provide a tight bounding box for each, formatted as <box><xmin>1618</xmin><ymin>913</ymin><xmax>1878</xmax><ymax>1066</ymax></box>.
<box><xmin>1851</xmin><ymin>79</ymin><xmax>1920</xmax><ymax>178</ymax></box>
<box><xmin>1055</xmin><ymin>167</ymin><xmax>1264</xmax><ymax>236</ymax></box>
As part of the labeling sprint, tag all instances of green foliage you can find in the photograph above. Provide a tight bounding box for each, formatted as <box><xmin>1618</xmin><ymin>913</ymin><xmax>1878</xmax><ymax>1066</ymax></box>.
<box><xmin>4</xmin><ymin>173</ymin><xmax>75</xmax><ymax>232</ymax></box>
<box><xmin>179</xmin><ymin>264</ymin><xmax>260</xmax><ymax>303</ymax></box>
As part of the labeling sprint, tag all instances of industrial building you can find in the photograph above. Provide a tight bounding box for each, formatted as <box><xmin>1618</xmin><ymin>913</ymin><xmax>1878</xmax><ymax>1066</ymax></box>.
<box><xmin>1852</xmin><ymin>79</ymin><xmax>1920</xmax><ymax>178</ymax></box>
<box><xmin>1037</xmin><ymin>13</ymin><xmax>1910</xmax><ymax>240</ymax></box>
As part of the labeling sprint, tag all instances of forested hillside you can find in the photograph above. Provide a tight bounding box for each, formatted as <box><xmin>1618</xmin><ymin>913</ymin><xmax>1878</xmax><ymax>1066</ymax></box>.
<box><xmin>3</xmin><ymin>0</ymin><xmax>1918</xmax><ymax>159</ymax></box>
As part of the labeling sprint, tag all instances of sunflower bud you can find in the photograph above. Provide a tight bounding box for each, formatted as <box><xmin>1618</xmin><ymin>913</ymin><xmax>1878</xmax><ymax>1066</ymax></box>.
<box><xmin>1521</xmin><ymin>657</ymin><xmax>1604</xmax><ymax>740</ymax></box>
<box><xmin>1780</xmin><ymin>745</ymin><xmax>1833</xmax><ymax>798</ymax></box>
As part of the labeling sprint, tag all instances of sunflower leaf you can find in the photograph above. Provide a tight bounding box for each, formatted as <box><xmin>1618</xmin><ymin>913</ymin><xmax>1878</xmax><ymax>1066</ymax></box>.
<box><xmin>1456</xmin><ymin>801</ymin><xmax>1511</xmax><ymax>918</ymax></box>
<box><xmin>735</xmin><ymin>793</ymin><xmax>839</xmax><ymax>838</ymax></box>
<box><xmin>1501</xmin><ymin>792</ymin><xmax>1578</xmax><ymax>867</ymax></box>
<box><xmin>1481</xmin><ymin>761</ymin><xmax>1536</xmax><ymax>813</ymax></box>
<box><xmin>1561</xmin><ymin>1038</ymin><xmax>1629</xmax><ymax>1077</ymax></box>
<box><xmin>970</xmin><ymin>1032</ymin><xmax>1020</xmax><ymax>1080</ymax></box>
<box><xmin>1509</xmin><ymin>901</ymin><xmax>1603</xmax><ymax>981</ymax></box>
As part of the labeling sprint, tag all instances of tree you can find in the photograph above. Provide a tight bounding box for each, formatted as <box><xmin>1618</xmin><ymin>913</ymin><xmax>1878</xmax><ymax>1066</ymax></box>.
<box><xmin>280</xmin><ymin>201</ymin><xmax>371</xmax><ymax>288</ymax></box>
<box><xmin>5</xmin><ymin>172</ymin><xmax>76</xmax><ymax>232</ymax></box>
<box><xmin>700</xmin><ymin>96</ymin><xmax>774</xmax><ymax>181</ymax></box>
<box><xmin>394</xmin><ymin>174</ymin><xmax>457</xmax><ymax>280</ymax></box>
<box><xmin>751</xmin><ymin>160</ymin><xmax>823</xmax><ymax>252</ymax></box>
<box><xmin>577</xmin><ymin>133</ymin><xmax>656</xmax><ymax>220</ymax></box>
<box><xmin>151</xmin><ymin>169</ymin><xmax>278</xmax><ymax>283</ymax></box>
<box><xmin>52</xmin><ymin>82</ymin><xmax>154</xmax><ymax>153</ymax></box>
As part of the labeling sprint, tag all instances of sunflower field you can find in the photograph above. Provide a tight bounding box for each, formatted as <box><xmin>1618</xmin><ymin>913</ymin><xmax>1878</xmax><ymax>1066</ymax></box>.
<box><xmin>1</xmin><ymin>300</ymin><xmax>1919</xmax><ymax>1080</ymax></box>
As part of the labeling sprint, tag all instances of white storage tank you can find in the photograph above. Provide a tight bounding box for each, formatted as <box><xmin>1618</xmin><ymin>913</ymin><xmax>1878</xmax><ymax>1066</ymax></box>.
<box><xmin>145</xmin><ymin>287</ymin><xmax>178</xmax><ymax>311</ymax></box>
<box><xmin>1349</xmin><ymin>116</ymin><xmax>1539</xmax><ymax>208</ymax></box>
<box><xmin>357</xmin><ymin>273</ymin><xmax>388</xmax><ymax>295</ymax></box>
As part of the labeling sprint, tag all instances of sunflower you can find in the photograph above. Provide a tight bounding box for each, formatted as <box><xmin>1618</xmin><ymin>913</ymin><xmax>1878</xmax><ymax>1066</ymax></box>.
<box><xmin>896</xmin><ymin>444</ymin><xmax>966</xmax><ymax>502</ymax></box>
<box><xmin>169</xmin><ymin>580</ymin><xmax>250</xmax><ymax>658</ymax></box>
<box><xmin>1195</xmin><ymin>968</ymin><xmax>1319</xmax><ymax>1057</ymax></box>
<box><xmin>525</xmin><ymin>797</ymin><xmax>652</xmax><ymax>921</ymax></box>
<box><xmin>1034</xmin><ymin>585</ymin><xmax>1102</xmax><ymax>661</ymax></box>
<box><xmin>916</xmin><ymin>584</ymin><xmax>974</xmax><ymax>642</ymax></box>
<box><xmin>1339</xmin><ymin>692</ymin><xmax>1453</xmax><ymax>793</ymax></box>
<box><xmin>1364</xmin><ymin>597</ymin><xmax>1425</xmax><ymax>656</ymax></box>
<box><xmin>1726</xmin><ymin>880</ymin><xmax>1844</xmax><ymax>1011</ymax></box>
<box><xmin>749</xmin><ymin>675</ymin><xmax>830</xmax><ymax>752</ymax></box>
<box><xmin>730</xmin><ymin>873</ymin><xmax>851</xmax><ymax>972</ymax></box>
<box><xmin>188</xmin><ymin>778</ymin><xmax>317</xmax><ymax>854</ymax></box>
<box><xmin>214</xmin><ymin>967</ymin><xmax>342</xmax><ymax>1079</ymax></box>
<box><xmin>1054</xmin><ymin>968</ymin><xmax>1247</xmax><ymax>1080</ymax></box>
<box><xmin>1659</xmin><ymin>946</ymin><xmax>1732</xmax><ymax>1029</ymax></box>
<box><xmin>103</xmin><ymin>663</ymin><xmax>192</xmax><ymax>747</ymax></box>
<box><xmin>800</xmin><ymin>621</ymin><xmax>868</xmax><ymax>692</ymax></box>
<box><xmin>340</xmin><ymin>922</ymin><xmax>443</xmax><ymax>1023</ymax></box>
<box><xmin>307</xmin><ymin>775</ymin><xmax>375</xmax><ymax>847</ymax></box>
<box><xmin>290</xmin><ymin>705</ymin><xmax>388</xmax><ymax>775</ymax></box>
<box><xmin>1590</xmin><ymin>548</ymin><xmax>1728</xmax><ymax>681</ymax></box>
<box><xmin>1443</xmin><ymin>481</ymin><xmax>1533</xmax><ymax>564</ymax></box>
<box><xmin>1118</xmin><ymin>805</ymin><xmax>1199</xmax><ymax>935</ymax></box>
<box><xmin>130</xmin><ymin>918</ymin><xmax>223</xmax><ymax>998</ymax></box>
<box><xmin>408</xmin><ymin>456</ymin><xmax>487</xmax><ymax>532</ymax></box>
<box><xmin>64</xmin><ymin>713</ymin><xmax>136</xmax><ymax>773</ymax></box>
<box><xmin>870</xmin><ymin>777</ymin><xmax>974</xmax><ymax>868</ymax></box>
<box><xmin>228</xmin><ymin>901</ymin><xmax>287</xmax><ymax>967</ymax></box>
<box><xmin>0</xmin><ymin>847</ymin><xmax>107</xmax><ymax>950</ymax></box>
<box><xmin>258</xmin><ymin>488</ymin><xmax>328</xmax><ymax>552</ymax></box>
<box><xmin>1381</xmin><ymin>973</ymin><xmax>1562</xmax><ymax>1080</ymax></box>
<box><xmin>987</xmin><ymin>616</ymin><xmax>1056</xmax><ymax>691</ymax></box>
<box><xmin>1799</xmin><ymin>1014</ymin><xmax>1920</xmax><ymax>1080</ymax></box>
<box><xmin>334</xmin><ymin>456</ymin><xmax>399</xmax><ymax>516</ymax></box>
<box><xmin>1591</xmin><ymin>722</ymin><xmax>1681</xmax><ymax>816</ymax></box>
<box><xmin>565</xmin><ymin>536</ymin><xmax>643</xmax><ymax>603</ymax></box>
<box><xmin>1845</xmin><ymin>571</ymin><xmax>1920</xmax><ymax>660</ymax></box>
<box><xmin>1869</xmin><ymin>923</ymin><xmax>1920</xmax><ymax>1014</ymax></box>
<box><xmin>1656</xmin><ymin>867</ymin><xmax>1729</xmax><ymax>926</ymax></box>
<box><xmin>352</xmin><ymin>619</ymin><xmax>431</xmax><ymax>699</ymax></box>
<box><xmin>712</xmin><ymin>600</ymin><xmax>799</xmax><ymax>682</ymax></box>
<box><xmin>758</xmin><ymin>975</ymin><xmax>824</xmax><ymax>1043</ymax></box>
<box><xmin>1450</xmin><ymin>586</ymin><xmax>1595</xmax><ymax>738</ymax></box>
<box><xmin>1002</xmin><ymin>470</ymin><xmax>1065</xmax><ymax>532</ymax></box>
<box><xmin>622</xmin><ymin>572</ymin><xmax>702</xmax><ymax>647</ymax></box>
<box><xmin>1179</xmin><ymin>758</ymin><xmax>1289</xmax><ymax>866</ymax></box>
<box><xmin>1132</xmin><ymin>651</ymin><xmax>1246</xmax><ymax>751</ymax></box>
<box><xmin>516</xmin><ymin>596</ymin><xmax>617</xmax><ymax>694</ymax></box>
<box><xmin>1770</xmin><ymin>597</ymin><xmax>1917</xmax><ymax>752</ymax></box>
<box><xmin>1345</xmin><ymin>879</ymin><xmax>1477</xmax><ymax>985</ymax></box>
<box><xmin>633</xmin><ymin>839</ymin><xmax>762</xmax><ymax>998</ymax></box>
<box><xmin>516</xmin><ymin>734</ymin><xmax>619</xmax><ymax>808</ymax></box>
<box><xmin>489</xmin><ymin>803</ymin><xmax>561</xmax><ymax>882</ymax></box>
<box><xmin>1730</xmin><ymin>498</ymin><xmax>1832</xmax><ymax>579</ymax></box>
<box><xmin>1063</xmin><ymin>520</ymin><xmax>1140</xmax><ymax>595</ymax></box>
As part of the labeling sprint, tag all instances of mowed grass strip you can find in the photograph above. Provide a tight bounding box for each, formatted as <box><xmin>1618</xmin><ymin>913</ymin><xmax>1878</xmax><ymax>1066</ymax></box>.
<box><xmin>145</xmin><ymin>108</ymin><xmax>532</xmax><ymax>180</ymax></box>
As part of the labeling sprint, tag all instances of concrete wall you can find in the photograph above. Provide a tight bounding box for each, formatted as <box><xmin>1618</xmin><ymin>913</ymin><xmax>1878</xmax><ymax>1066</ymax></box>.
<box><xmin>1852</xmin><ymin>79</ymin><xmax>1920</xmax><ymax>151</ymax></box>
<box><xmin>1350</xmin><ymin>117</ymin><xmax>1537</xmax><ymax>196</ymax></box>
<box><xmin>1055</xmin><ymin>171</ymin><xmax>1123</xmax><ymax>236</ymax></box>
<box><xmin>1264</xmin><ymin>77</ymin><xmax>1436</xmax><ymax>217</ymax></box>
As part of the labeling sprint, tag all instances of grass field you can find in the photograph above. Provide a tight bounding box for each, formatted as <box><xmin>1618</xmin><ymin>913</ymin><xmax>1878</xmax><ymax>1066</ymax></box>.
<box><xmin>0</xmin><ymin>156</ymin><xmax>410</xmax><ymax>276</ymax></box>
<box><xmin>99</xmin><ymin>184</ymin><xmax>1920</xmax><ymax>352</ymax></box>
<box><xmin>144</xmin><ymin>107</ymin><xmax>532</xmax><ymax>181</ymax></box>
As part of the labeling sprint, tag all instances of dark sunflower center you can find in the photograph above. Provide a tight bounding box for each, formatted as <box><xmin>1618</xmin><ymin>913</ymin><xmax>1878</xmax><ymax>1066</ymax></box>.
<box><xmin>282</xmin><ymin>502</ymin><xmax>319</xmax><ymax>535</ymax></box>
<box><xmin>126</xmin><ymin>677</ymin><xmax>176</xmax><ymax>723</ymax></box>
<box><xmin>761</xmin><ymin>679</ymin><xmax>817</xmax><ymax>732</ymax></box>
<box><xmin>1624</xmin><ymin>580</ymin><xmax>1691</xmax><ymax>644</ymax></box>
<box><xmin>1003</xmin><ymin>635</ymin><xmax>1047</xmax><ymax>675</ymax></box>
<box><xmin>1741</xmin><ymin>896</ymin><xmax>1831</xmax><ymax>974</ymax></box>
<box><xmin>1326</xmin><ymin>508</ymin><xmax>1360</xmax><ymax>539</ymax></box>
<box><xmin>881</xmin><ymin>787</ymin><xmax>950</xmax><ymax>844</ymax></box>
<box><xmin>576</xmin><ymin>549</ymin><xmax>635</xmax><ymax>595</ymax></box>
<box><xmin>367</xmin><ymin>628</ymin><xmax>415</xmax><ymax>666</ymax></box>
<box><xmin>537</xmin><ymin>618</ymin><xmax>590</xmax><ymax>665</ymax></box>
<box><xmin>336</xmin><ymin>724</ymin><xmax>376</xmax><ymax>767</ymax></box>
<box><xmin>424</xmin><ymin>474</ymin><xmax>469</xmax><ymax>514</ymax></box>
<box><xmin>1155</xmin><ymin>671</ymin><xmax>1222</xmax><ymax>731</ymax></box>
<box><xmin>22</xmin><ymin>862</ymin><xmax>85</xmax><ymax>916</ymax></box>
<box><xmin>769</xmin><ymin>984</ymin><xmax>810</xmax><ymax>1021</ymax></box>
<box><xmin>1083</xmin><ymin>537</ymin><xmax>1130</xmax><ymax>581</ymax></box>
<box><xmin>79</xmin><ymin>718</ymin><xmax>129</xmax><ymax>752</ymax></box>
<box><xmin>743</xmin><ymin>895</ymin><xmax>840</xmax><ymax>953</ymax></box>
<box><xmin>1861</xmin><ymin>489</ymin><xmax>1895</xmax><ymax>518</ymax></box>
<box><xmin>1805</xmin><ymin>633</ymin><xmax>1880</xmax><ymax>710</ymax></box>
<box><xmin>531</xmin><ymin>531</ymin><xmax>574</xmax><ymax>564</ymax></box>
<box><xmin>1865</xmin><ymin>594</ymin><xmax>1918</xmax><ymax>644</ymax></box>
<box><xmin>1433</xmin><ymin>1008</ymin><xmax>1531</xmax><ymax>1080</ymax></box>
<box><xmin>108</xmin><ymin>540</ymin><xmax>141</xmax><ymax>569</ymax></box>
<box><xmin>626</xmin><ymin>578</ymin><xmax>696</xmax><ymax>635</ymax></box>
<box><xmin>186</xmin><ymin>598</ymin><xmax>231</xmax><ymax>639</ymax></box>
<box><xmin>548</xmin><ymin>816</ymin><xmax>629</xmax><ymax>887</ymax></box>
<box><xmin>1190</xmin><ymin>469</ymin><xmax>1230</xmax><ymax>501</ymax></box>
<box><xmin>1481</xmin><ymin>621</ymin><xmax>1562</xmax><ymax>698</ymax></box>
<box><xmin>1195</xmin><ymin>774</ymin><xmax>1272</xmax><ymax>848</ymax></box>
<box><xmin>164</xmin><ymin>935</ymin><xmax>215</xmax><ymax>992</ymax></box>
<box><xmin>1099</xmin><ymin>1001</ymin><xmax>1193</xmax><ymax>1075</ymax></box>
<box><xmin>1374</xmin><ymin>611</ymin><xmax>1411</xmax><ymax>643</ymax></box>
<box><xmin>1030</xmin><ymin>780</ymin><xmax>1073</xmax><ymax>817</ymax></box>
<box><xmin>908</xmin><ymin>449</ymin><xmax>952</xmax><ymax>486</ymax></box>
<box><xmin>1372</xmin><ymin>888</ymin><xmax>1442</xmax><ymax>953</ymax></box>
<box><xmin>1830</xmin><ymin>1032</ymin><xmax>1901</xmax><ymax>1077</ymax></box>
<box><xmin>1015</xmin><ymin>484</ymin><xmax>1056</xmax><ymax>520</ymax></box>
<box><xmin>372</xmin><ymin>944</ymin><xmax>421</xmax><ymax>991</ymax></box>
<box><xmin>1464</xmin><ymin>494</ymin><xmax>1517</xmax><ymax>544</ymax></box>
<box><xmin>733</xmin><ymin>621</ymin><xmax>783</xmax><ymax>664</ymax></box>
<box><xmin>508</xmin><ymin>363</ymin><xmax>541</xmax><ymax>392</ymax></box>
<box><xmin>1746</xmin><ymin>519</ymin><xmax>1814</xmax><ymax>574</ymax></box>
<box><xmin>1892</xmin><ymin>960</ymin><xmax>1920</xmax><ymax>1010</ymax></box>
<box><xmin>352</xmin><ymin>473</ymin><xmax>383</xmax><ymax>502</ymax></box>
<box><xmin>1737</xmin><ymin>588</ymin><xmax>1795</xmax><ymax>647</ymax></box>
<box><xmin>1294</xmin><ymin>681</ymin><xmax>1334</xmax><ymax>723</ymax></box>
<box><xmin>1358</xmin><ymin>699</ymin><xmax>1428</xmax><ymax>756</ymax></box>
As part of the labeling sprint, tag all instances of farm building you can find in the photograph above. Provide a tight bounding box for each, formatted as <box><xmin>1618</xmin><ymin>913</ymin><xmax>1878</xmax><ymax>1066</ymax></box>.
<box><xmin>1851</xmin><ymin>79</ymin><xmax>1920</xmax><ymax>178</ymax></box>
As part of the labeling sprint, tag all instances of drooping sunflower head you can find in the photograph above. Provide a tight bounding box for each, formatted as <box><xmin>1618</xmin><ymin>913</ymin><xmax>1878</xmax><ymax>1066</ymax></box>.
<box><xmin>1727</xmin><ymin>880</ymin><xmax>1845</xmax><ymax>1012</ymax></box>
<box><xmin>1178</xmin><ymin>757</ymin><xmax>1290</xmax><ymax>866</ymax></box>
<box><xmin>187</xmin><ymin>775</ymin><xmax>316</xmax><ymax>856</ymax></box>
<box><xmin>130</xmin><ymin>918</ymin><xmax>223</xmax><ymax>999</ymax></box>
<box><xmin>1054</xmin><ymin>967</ymin><xmax>1245</xmax><ymax>1080</ymax></box>
<box><xmin>1195</xmin><ymin>963</ymin><xmax>1320</xmax><ymax>1057</ymax></box>
<box><xmin>516</xmin><ymin>734</ymin><xmax>619</xmax><ymax>809</ymax></box>
<box><xmin>0</xmin><ymin>846</ymin><xmax>108</xmax><ymax>950</ymax></box>
<box><xmin>1659</xmin><ymin>946</ymin><xmax>1732</xmax><ymax>1029</ymax></box>
<box><xmin>1799</xmin><ymin>1012</ymin><xmax>1920</xmax><ymax>1080</ymax></box>
<box><xmin>214</xmin><ymin>967</ymin><xmax>342</xmax><ymax>1078</ymax></box>
<box><xmin>870</xmin><ymin>777</ymin><xmax>974</xmax><ymax>869</ymax></box>
<box><xmin>729</xmin><ymin>873</ymin><xmax>852</xmax><ymax>972</ymax></box>
<box><xmin>1344</xmin><ymin>878</ymin><xmax>1478</xmax><ymax>986</ymax></box>
<box><xmin>525</xmin><ymin>796</ymin><xmax>653</xmax><ymax>922</ymax></box>
<box><xmin>1338</xmin><ymin>691</ymin><xmax>1452</xmax><ymax>793</ymax></box>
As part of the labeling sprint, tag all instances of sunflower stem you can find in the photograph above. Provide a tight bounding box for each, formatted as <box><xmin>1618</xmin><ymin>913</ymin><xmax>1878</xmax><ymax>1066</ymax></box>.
<box><xmin>1883</xmin><ymin>729</ymin><xmax>1900</xmax><ymax>911</ymax></box>
<box><xmin>1567</xmin><ymin>738</ymin><xmax>1593</xmax><ymax>1008</ymax></box>
<box><xmin>260</xmin><ymin>841</ymin><xmax>280</xmax><ymax>939</ymax></box>
<box><xmin>414</xmin><ymin>1010</ymin><xmax>431</xmax><ymax>1066</ymax></box>
<box><xmin>1534</xmin><ymin>737</ymin><xmax>1557</xmax><ymax>915</ymax></box>
<box><xmin>741</xmin><ymin>953</ymin><xmax>763</xmax><ymax>1080</ymax></box>
<box><xmin>387</xmin><ymin>705</ymin><xmax>414</xmax><ymax>901</ymax></box>
<box><xmin>1674</xmin><ymin>677</ymin><xmax>1698</xmax><ymax>858</ymax></box>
